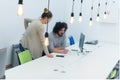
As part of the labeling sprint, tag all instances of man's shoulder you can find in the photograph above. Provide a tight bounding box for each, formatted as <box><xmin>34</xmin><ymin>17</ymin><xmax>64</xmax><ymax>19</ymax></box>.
<box><xmin>63</xmin><ymin>33</ymin><xmax>66</xmax><ymax>37</ymax></box>
<box><xmin>49</xmin><ymin>32</ymin><xmax>55</xmax><ymax>39</ymax></box>
<box><xmin>49</xmin><ymin>32</ymin><xmax>54</xmax><ymax>36</ymax></box>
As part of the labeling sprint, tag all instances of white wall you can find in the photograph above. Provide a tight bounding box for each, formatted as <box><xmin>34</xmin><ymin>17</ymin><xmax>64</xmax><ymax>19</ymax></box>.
<box><xmin>0</xmin><ymin>0</ymin><xmax>119</xmax><ymax>65</ymax></box>
<box><xmin>65</xmin><ymin>0</ymin><xmax>119</xmax><ymax>44</ymax></box>
<box><xmin>119</xmin><ymin>1</ymin><xmax>120</xmax><ymax>45</ymax></box>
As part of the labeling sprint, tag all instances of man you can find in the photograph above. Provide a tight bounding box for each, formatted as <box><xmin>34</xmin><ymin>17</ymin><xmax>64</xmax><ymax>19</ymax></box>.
<box><xmin>48</xmin><ymin>22</ymin><xmax>68</xmax><ymax>53</ymax></box>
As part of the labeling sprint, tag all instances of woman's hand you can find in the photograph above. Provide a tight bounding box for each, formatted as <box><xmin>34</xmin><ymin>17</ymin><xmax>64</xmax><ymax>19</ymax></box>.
<box><xmin>47</xmin><ymin>54</ymin><xmax>54</xmax><ymax>58</ymax></box>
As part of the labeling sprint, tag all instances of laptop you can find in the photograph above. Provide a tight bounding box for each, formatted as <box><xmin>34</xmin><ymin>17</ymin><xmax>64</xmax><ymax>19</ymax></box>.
<box><xmin>79</xmin><ymin>33</ymin><xmax>85</xmax><ymax>52</ymax></box>
<box><xmin>71</xmin><ymin>33</ymin><xmax>85</xmax><ymax>53</ymax></box>
<box><xmin>0</xmin><ymin>48</ymin><xmax>7</xmax><ymax>79</ymax></box>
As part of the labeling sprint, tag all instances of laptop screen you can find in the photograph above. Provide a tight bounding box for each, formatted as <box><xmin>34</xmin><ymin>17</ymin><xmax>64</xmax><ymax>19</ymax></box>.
<box><xmin>79</xmin><ymin>33</ymin><xmax>85</xmax><ymax>52</ymax></box>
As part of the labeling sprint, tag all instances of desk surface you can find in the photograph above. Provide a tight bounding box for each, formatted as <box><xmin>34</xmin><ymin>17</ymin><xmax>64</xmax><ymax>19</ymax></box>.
<box><xmin>5</xmin><ymin>42</ymin><xmax>119</xmax><ymax>79</ymax></box>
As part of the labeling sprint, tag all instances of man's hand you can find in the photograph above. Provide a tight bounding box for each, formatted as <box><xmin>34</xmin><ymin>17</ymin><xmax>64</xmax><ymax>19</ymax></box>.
<box><xmin>63</xmin><ymin>49</ymin><xmax>69</xmax><ymax>54</ymax></box>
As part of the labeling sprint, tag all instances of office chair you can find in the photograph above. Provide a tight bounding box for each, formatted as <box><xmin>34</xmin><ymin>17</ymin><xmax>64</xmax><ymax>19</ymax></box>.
<box><xmin>68</xmin><ymin>36</ymin><xmax>75</xmax><ymax>45</ymax></box>
<box><xmin>18</xmin><ymin>50</ymin><xmax>32</xmax><ymax>64</ymax></box>
<box><xmin>0</xmin><ymin>48</ymin><xmax>7</xmax><ymax>79</ymax></box>
<box><xmin>107</xmin><ymin>60</ymin><xmax>119</xmax><ymax>79</ymax></box>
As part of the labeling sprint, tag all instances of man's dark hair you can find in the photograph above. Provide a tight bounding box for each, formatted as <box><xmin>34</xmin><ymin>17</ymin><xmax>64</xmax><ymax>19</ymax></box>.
<box><xmin>53</xmin><ymin>22</ymin><xmax>68</xmax><ymax>34</ymax></box>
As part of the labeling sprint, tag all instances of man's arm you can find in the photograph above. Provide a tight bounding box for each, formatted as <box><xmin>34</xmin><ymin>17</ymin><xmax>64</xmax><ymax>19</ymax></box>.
<box><xmin>52</xmin><ymin>47</ymin><xmax>64</xmax><ymax>53</ymax></box>
<box><xmin>53</xmin><ymin>47</ymin><xmax>68</xmax><ymax>54</ymax></box>
<box><xmin>48</xmin><ymin>33</ymin><xmax>67</xmax><ymax>53</ymax></box>
<box><xmin>48</xmin><ymin>35</ymin><xmax>64</xmax><ymax>53</ymax></box>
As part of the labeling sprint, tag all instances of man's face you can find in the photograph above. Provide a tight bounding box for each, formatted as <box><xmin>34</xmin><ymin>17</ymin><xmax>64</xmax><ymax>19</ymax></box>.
<box><xmin>58</xmin><ymin>28</ymin><xmax>65</xmax><ymax>37</ymax></box>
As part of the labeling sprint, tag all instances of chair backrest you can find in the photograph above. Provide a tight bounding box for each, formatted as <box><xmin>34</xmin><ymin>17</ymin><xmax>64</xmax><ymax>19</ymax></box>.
<box><xmin>68</xmin><ymin>36</ymin><xmax>75</xmax><ymax>45</ymax></box>
<box><xmin>12</xmin><ymin>44</ymin><xmax>20</xmax><ymax>67</ymax></box>
<box><xmin>0</xmin><ymin>48</ymin><xmax>7</xmax><ymax>79</ymax></box>
<box><xmin>107</xmin><ymin>60</ymin><xmax>119</xmax><ymax>79</ymax></box>
<box><xmin>18</xmin><ymin>50</ymin><xmax>32</xmax><ymax>64</ymax></box>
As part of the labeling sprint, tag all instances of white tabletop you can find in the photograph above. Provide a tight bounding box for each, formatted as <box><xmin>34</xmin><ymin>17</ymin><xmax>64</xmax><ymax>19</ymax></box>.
<box><xmin>5</xmin><ymin>42</ymin><xmax>119</xmax><ymax>80</ymax></box>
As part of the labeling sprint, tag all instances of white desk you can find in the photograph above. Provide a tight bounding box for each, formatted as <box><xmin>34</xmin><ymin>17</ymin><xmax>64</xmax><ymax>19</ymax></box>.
<box><xmin>5</xmin><ymin>42</ymin><xmax>119</xmax><ymax>79</ymax></box>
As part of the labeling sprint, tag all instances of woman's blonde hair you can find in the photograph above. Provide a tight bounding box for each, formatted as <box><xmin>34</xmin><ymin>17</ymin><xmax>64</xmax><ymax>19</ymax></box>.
<box><xmin>41</xmin><ymin>8</ymin><xmax>53</xmax><ymax>19</ymax></box>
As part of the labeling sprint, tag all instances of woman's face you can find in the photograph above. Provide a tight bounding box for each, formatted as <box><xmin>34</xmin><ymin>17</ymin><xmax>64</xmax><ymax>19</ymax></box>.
<box><xmin>44</xmin><ymin>18</ymin><xmax>52</xmax><ymax>24</ymax></box>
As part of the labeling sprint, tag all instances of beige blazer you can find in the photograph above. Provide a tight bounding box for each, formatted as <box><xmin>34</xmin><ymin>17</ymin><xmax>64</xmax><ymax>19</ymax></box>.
<box><xmin>21</xmin><ymin>18</ymin><xmax>49</xmax><ymax>59</ymax></box>
<box><xmin>24</xmin><ymin>18</ymin><xmax>36</xmax><ymax>29</ymax></box>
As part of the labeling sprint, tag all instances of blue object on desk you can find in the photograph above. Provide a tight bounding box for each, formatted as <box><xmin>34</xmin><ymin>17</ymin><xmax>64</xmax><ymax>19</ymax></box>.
<box><xmin>69</xmin><ymin>36</ymin><xmax>75</xmax><ymax>45</ymax></box>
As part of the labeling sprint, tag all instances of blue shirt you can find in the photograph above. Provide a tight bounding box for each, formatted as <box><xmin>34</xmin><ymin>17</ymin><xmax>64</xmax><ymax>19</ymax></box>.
<box><xmin>48</xmin><ymin>32</ymin><xmax>66</xmax><ymax>52</ymax></box>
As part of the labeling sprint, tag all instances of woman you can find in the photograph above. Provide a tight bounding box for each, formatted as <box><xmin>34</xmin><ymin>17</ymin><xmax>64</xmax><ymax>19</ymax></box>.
<box><xmin>20</xmin><ymin>8</ymin><xmax>53</xmax><ymax>59</ymax></box>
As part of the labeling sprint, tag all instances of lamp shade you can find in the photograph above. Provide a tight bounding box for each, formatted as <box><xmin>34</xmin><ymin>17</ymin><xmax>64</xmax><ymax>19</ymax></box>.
<box><xmin>45</xmin><ymin>32</ymin><xmax>49</xmax><ymax>46</ymax></box>
<box><xmin>17</xmin><ymin>0</ymin><xmax>23</xmax><ymax>16</ymax></box>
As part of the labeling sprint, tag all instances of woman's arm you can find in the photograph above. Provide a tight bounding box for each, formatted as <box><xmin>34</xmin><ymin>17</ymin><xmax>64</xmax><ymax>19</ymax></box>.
<box><xmin>24</xmin><ymin>18</ymin><xmax>35</xmax><ymax>29</ymax></box>
<box><xmin>36</xmin><ymin>23</ymin><xmax>50</xmax><ymax>55</ymax></box>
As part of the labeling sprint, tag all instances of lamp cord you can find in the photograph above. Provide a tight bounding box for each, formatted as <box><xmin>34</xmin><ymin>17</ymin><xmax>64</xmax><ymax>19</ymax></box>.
<box><xmin>18</xmin><ymin>0</ymin><xmax>23</xmax><ymax>4</ymax></box>
<box><xmin>48</xmin><ymin>0</ymin><xmax>50</xmax><ymax>10</ymax></box>
<box><xmin>105</xmin><ymin>0</ymin><xmax>107</xmax><ymax>13</ymax></box>
<box><xmin>97</xmin><ymin>0</ymin><xmax>100</xmax><ymax>14</ymax></box>
<box><xmin>72</xmin><ymin>0</ymin><xmax>75</xmax><ymax>12</ymax></box>
<box><xmin>80</xmin><ymin>0</ymin><xmax>83</xmax><ymax>13</ymax></box>
<box><xmin>46</xmin><ymin>0</ymin><xmax>50</xmax><ymax>32</ymax></box>
<box><xmin>90</xmin><ymin>0</ymin><xmax>94</xmax><ymax>18</ymax></box>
